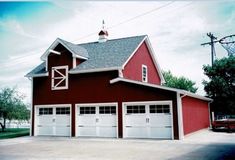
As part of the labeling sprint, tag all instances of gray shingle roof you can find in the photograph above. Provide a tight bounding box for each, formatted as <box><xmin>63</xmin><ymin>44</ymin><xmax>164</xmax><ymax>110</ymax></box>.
<box><xmin>58</xmin><ymin>38</ymin><xmax>89</xmax><ymax>59</ymax></box>
<box><xmin>26</xmin><ymin>35</ymin><xmax>146</xmax><ymax>77</ymax></box>
<box><xmin>25</xmin><ymin>62</ymin><xmax>47</xmax><ymax>77</ymax></box>
<box><xmin>71</xmin><ymin>35</ymin><xmax>146</xmax><ymax>72</ymax></box>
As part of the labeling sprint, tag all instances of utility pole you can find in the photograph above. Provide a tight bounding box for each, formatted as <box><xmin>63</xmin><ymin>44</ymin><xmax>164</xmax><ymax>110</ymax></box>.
<box><xmin>201</xmin><ymin>33</ymin><xmax>218</xmax><ymax>66</ymax></box>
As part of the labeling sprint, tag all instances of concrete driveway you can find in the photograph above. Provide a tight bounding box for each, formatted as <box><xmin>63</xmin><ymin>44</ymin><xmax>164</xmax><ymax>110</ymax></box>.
<box><xmin>0</xmin><ymin>129</ymin><xmax>235</xmax><ymax>160</ymax></box>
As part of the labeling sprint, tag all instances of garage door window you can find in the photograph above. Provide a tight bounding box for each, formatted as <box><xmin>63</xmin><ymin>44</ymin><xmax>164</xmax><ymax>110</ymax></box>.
<box><xmin>56</xmin><ymin>107</ymin><xmax>70</xmax><ymax>114</ymax></box>
<box><xmin>39</xmin><ymin>108</ymin><xmax>53</xmax><ymax>115</ymax></box>
<box><xmin>126</xmin><ymin>105</ymin><xmax>145</xmax><ymax>114</ymax></box>
<box><xmin>80</xmin><ymin>107</ymin><xmax>96</xmax><ymax>114</ymax></box>
<box><xmin>99</xmin><ymin>106</ymin><xmax>116</xmax><ymax>114</ymax></box>
<box><xmin>150</xmin><ymin>105</ymin><xmax>170</xmax><ymax>114</ymax></box>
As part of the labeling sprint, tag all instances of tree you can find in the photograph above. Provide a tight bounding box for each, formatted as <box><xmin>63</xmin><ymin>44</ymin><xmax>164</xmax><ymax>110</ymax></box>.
<box><xmin>162</xmin><ymin>70</ymin><xmax>198</xmax><ymax>93</ymax></box>
<box><xmin>203</xmin><ymin>55</ymin><xmax>235</xmax><ymax>114</ymax></box>
<box><xmin>0</xmin><ymin>87</ymin><xmax>29</xmax><ymax>131</ymax></box>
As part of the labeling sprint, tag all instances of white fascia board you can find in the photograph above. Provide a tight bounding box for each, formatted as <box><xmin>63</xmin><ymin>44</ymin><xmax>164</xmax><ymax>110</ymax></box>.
<box><xmin>40</xmin><ymin>38</ymin><xmax>60</xmax><ymax>61</ymax></box>
<box><xmin>49</xmin><ymin>49</ymin><xmax>61</xmax><ymax>55</ymax></box>
<box><xmin>110</xmin><ymin>77</ymin><xmax>212</xmax><ymax>101</ymax></box>
<box><xmin>25</xmin><ymin>72</ymin><xmax>49</xmax><ymax>78</ymax></box>
<box><xmin>121</xmin><ymin>36</ymin><xmax>147</xmax><ymax>69</ymax></box>
<box><xmin>40</xmin><ymin>38</ymin><xmax>88</xmax><ymax>61</ymax></box>
<box><xmin>144</xmin><ymin>36</ymin><xmax>166</xmax><ymax>84</ymax></box>
<box><xmin>110</xmin><ymin>77</ymin><xmax>178</xmax><ymax>92</ymax></box>
<box><xmin>69</xmin><ymin>67</ymin><xmax>121</xmax><ymax>74</ymax></box>
<box><xmin>73</xmin><ymin>54</ymin><xmax>88</xmax><ymax>60</ymax></box>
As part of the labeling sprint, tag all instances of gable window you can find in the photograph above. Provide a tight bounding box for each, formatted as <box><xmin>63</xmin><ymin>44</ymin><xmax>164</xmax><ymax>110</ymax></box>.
<box><xmin>142</xmin><ymin>65</ymin><xmax>148</xmax><ymax>82</ymax></box>
<box><xmin>51</xmin><ymin>65</ymin><xmax>68</xmax><ymax>90</ymax></box>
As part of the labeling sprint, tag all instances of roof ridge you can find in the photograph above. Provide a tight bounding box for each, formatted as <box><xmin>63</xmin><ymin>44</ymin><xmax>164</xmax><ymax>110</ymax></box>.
<box><xmin>77</xmin><ymin>34</ymin><xmax>147</xmax><ymax>45</ymax></box>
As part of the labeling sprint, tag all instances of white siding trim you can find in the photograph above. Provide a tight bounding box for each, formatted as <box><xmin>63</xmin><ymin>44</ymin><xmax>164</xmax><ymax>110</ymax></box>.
<box><xmin>110</xmin><ymin>77</ymin><xmax>212</xmax><ymax>102</ymax></box>
<box><xmin>142</xmin><ymin>64</ymin><xmax>148</xmax><ymax>82</ymax></box>
<box><xmin>122</xmin><ymin>37</ymin><xmax>146</xmax><ymax>69</ymax></box>
<box><xmin>177</xmin><ymin>93</ymin><xmax>184</xmax><ymax>140</ymax></box>
<box><xmin>51</xmin><ymin>65</ymin><xmax>68</xmax><ymax>90</ymax></box>
<box><xmin>69</xmin><ymin>67</ymin><xmax>120</xmax><ymax>74</ymax></box>
<box><xmin>30</xmin><ymin>78</ymin><xmax>33</xmax><ymax>136</ymax></box>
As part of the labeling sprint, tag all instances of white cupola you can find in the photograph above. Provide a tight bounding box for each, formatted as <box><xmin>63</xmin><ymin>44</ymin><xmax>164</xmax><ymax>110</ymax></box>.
<box><xmin>98</xmin><ymin>20</ymin><xmax>108</xmax><ymax>43</ymax></box>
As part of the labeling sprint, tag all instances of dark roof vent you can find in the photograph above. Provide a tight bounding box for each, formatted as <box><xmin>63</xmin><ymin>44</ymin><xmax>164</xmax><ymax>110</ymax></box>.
<box><xmin>98</xmin><ymin>20</ymin><xmax>108</xmax><ymax>43</ymax></box>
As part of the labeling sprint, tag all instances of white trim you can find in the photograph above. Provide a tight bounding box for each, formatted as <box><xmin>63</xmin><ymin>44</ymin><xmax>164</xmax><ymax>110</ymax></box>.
<box><xmin>142</xmin><ymin>64</ymin><xmax>148</xmax><ymax>82</ymax></box>
<box><xmin>40</xmin><ymin>38</ymin><xmax>88</xmax><ymax>61</ymax></box>
<box><xmin>122</xmin><ymin>100</ymin><xmax>174</xmax><ymax>139</ymax></box>
<box><xmin>34</xmin><ymin>104</ymin><xmax>72</xmax><ymax>137</ymax></box>
<box><xmin>73</xmin><ymin>57</ymin><xmax>76</xmax><ymax>69</ymax></box>
<box><xmin>30</xmin><ymin>78</ymin><xmax>33</xmax><ymax>136</ymax></box>
<box><xmin>121</xmin><ymin>35</ymin><xmax>165</xmax><ymax>84</ymax></box>
<box><xmin>177</xmin><ymin>93</ymin><xmax>184</xmax><ymax>140</ymax></box>
<box><xmin>51</xmin><ymin>65</ymin><xmax>68</xmax><ymax>90</ymax></box>
<box><xmin>25</xmin><ymin>72</ymin><xmax>49</xmax><ymax>78</ymax></box>
<box><xmin>144</xmin><ymin>37</ymin><xmax>165</xmax><ymax>84</ymax></box>
<box><xmin>110</xmin><ymin>77</ymin><xmax>212</xmax><ymax>102</ymax></box>
<box><xmin>122</xmin><ymin>37</ymin><xmax>146</xmax><ymax>68</ymax></box>
<box><xmin>49</xmin><ymin>49</ymin><xmax>61</xmax><ymax>55</ymax></box>
<box><xmin>75</xmin><ymin>102</ymin><xmax>118</xmax><ymax>138</ymax></box>
<box><xmin>69</xmin><ymin>67</ymin><xmax>121</xmax><ymax>74</ymax></box>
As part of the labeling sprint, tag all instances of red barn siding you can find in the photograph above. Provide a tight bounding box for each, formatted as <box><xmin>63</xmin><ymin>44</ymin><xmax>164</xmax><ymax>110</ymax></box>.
<box><xmin>123</xmin><ymin>41</ymin><xmax>161</xmax><ymax>85</ymax></box>
<box><xmin>182</xmin><ymin>96</ymin><xmax>210</xmax><ymax>135</ymax></box>
<box><xmin>32</xmin><ymin>71</ymin><xmax>179</xmax><ymax>139</ymax></box>
<box><xmin>48</xmin><ymin>44</ymin><xmax>73</xmax><ymax>70</ymax></box>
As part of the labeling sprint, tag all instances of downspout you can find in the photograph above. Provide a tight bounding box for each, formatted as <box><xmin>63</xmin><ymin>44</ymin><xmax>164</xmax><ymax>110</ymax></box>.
<box><xmin>177</xmin><ymin>92</ymin><xmax>186</xmax><ymax>140</ymax></box>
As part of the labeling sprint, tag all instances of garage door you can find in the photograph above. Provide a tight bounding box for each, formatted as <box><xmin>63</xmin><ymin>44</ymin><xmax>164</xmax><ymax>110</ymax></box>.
<box><xmin>123</xmin><ymin>102</ymin><xmax>173</xmax><ymax>139</ymax></box>
<box><xmin>76</xmin><ymin>103</ymin><xmax>117</xmax><ymax>138</ymax></box>
<box><xmin>35</xmin><ymin>105</ymin><xmax>71</xmax><ymax>136</ymax></box>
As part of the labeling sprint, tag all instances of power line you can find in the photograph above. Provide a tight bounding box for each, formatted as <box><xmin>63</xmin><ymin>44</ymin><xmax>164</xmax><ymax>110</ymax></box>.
<box><xmin>1</xmin><ymin>2</ymin><xmax>176</xmax><ymax>66</ymax></box>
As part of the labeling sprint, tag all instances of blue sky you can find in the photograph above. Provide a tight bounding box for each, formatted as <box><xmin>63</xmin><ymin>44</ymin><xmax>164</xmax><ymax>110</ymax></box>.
<box><xmin>0</xmin><ymin>1</ymin><xmax>234</xmax><ymax>103</ymax></box>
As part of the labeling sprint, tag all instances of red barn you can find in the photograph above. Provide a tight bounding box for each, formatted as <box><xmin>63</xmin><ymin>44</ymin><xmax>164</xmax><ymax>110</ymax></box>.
<box><xmin>26</xmin><ymin>31</ymin><xmax>211</xmax><ymax>140</ymax></box>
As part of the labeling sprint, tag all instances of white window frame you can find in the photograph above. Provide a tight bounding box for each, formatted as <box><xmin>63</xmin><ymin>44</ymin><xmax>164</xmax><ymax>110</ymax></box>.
<box><xmin>142</xmin><ymin>64</ymin><xmax>148</xmax><ymax>82</ymax></box>
<box><xmin>51</xmin><ymin>65</ymin><xmax>68</xmax><ymax>90</ymax></box>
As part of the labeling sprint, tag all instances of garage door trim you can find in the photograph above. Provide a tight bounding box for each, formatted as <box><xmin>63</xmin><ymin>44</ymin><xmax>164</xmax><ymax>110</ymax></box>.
<box><xmin>34</xmin><ymin>104</ymin><xmax>72</xmax><ymax>137</ymax></box>
<box><xmin>122</xmin><ymin>101</ymin><xmax>174</xmax><ymax>139</ymax></box>
<box><xmin>75</xmin><ymin>102</ymin><xmax>118</xmax><ymax>138</ymax></box>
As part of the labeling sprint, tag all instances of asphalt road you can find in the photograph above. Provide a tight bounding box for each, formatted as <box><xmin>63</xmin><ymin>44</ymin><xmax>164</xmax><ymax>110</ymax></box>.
<box><xmin>0</xmin><ymin>129</ymin><xmax>235</xmax><ymax>160</ymax></box>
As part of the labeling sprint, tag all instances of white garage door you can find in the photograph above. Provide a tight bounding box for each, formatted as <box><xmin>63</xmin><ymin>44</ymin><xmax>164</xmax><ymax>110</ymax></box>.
<box><xmin>76</xmin><ymin>103</ymin><xmax>117</xmax><ymax>138</ymax></box>
<box><xmin>35</xmin><ymin>105</ymin><xmax>71</xmax><ymax>136</ymax></box>
<box><xmin>123</xmin><ymin>102</ymin><xmax>173</xmax><ymax>139</ymax></box>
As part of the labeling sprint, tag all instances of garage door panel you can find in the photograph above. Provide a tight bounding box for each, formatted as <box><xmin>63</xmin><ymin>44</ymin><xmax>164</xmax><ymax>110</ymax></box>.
<box><xmin>36</xmin><ymin>106</ymin><xmax>71</xmax><ymax>137</ymax></box>
<box><xmin>55</xmin><ymin>115</ymin><xmax>70</xmax><ymax>125</ymax></box>
<box><xmin>126</xmin><ymin>127</ymin><xmax>148</xmax><ymax>138</ymax></box>
<box><xmin>78</xmin><ymin>127</ymin><xmax>97</xmax><ymax>136</ymax></box>
<box><xmin>98</xmin><ymin>127</ymin><xmax>117</xmax><ymax>137</ymax></box>
<box><xmin>37</xmin><ymin>126</ymin><xmax>53</xmax><ymax>136</ymax></box>
<box><xmin>98</xmin><ymin>115</ymin><xmax>116</xmax><ymax>126</ymax></box>
<box><xmin>76</xmin><ymin>104</ymin><xmax>117</xmax><ymax>138</ymax></box>
<box><xmin>124</xmin><ymin>103</ymin><xmax>172</xmax><ymax>139</ymax></box>
<box><xmin>77</xmin><ymin>116</ymin><xmax>96</xmax><ymax>126</ymax></box>
<box><xmin>149</xmin><ymin>127</ymin><xmax>172</xmax><ymax>138</ymax></box>
<box><xmin>149</xmin><ymin>115</ymin><xmax>171</xmax><ymax>126</ymax></box>
<box><xmin>126</xmin><ymin>115</ymin><xmax>146</xmax><ymax>126</ymax></box>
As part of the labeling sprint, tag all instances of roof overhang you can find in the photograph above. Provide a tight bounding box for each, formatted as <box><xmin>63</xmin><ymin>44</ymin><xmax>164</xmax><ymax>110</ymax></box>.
<box><xmin>25</xmin><ymin>72</ymin><xmax>49</xmax><ymax>78</ymax></box>
<box><xmin>110</xmin><ymin>77</ymin><xmax>212</xmax><ymax>102</ymax></box>
<box><xmin>40</xmin><ymin>38</ymin><xmax>88</xmax><ymax>61</ymax></box>
<box><xmin>69</xmin><ymin>67</ymin><xmax>121</xmax><ymax>74</ymax></box>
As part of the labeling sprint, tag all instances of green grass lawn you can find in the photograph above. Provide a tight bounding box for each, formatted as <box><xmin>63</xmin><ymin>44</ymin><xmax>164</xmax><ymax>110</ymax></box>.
<box><xmin>0</xmin><ymin>128</ymin><xmax>29</xmax><ymax>139</ymax></box>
